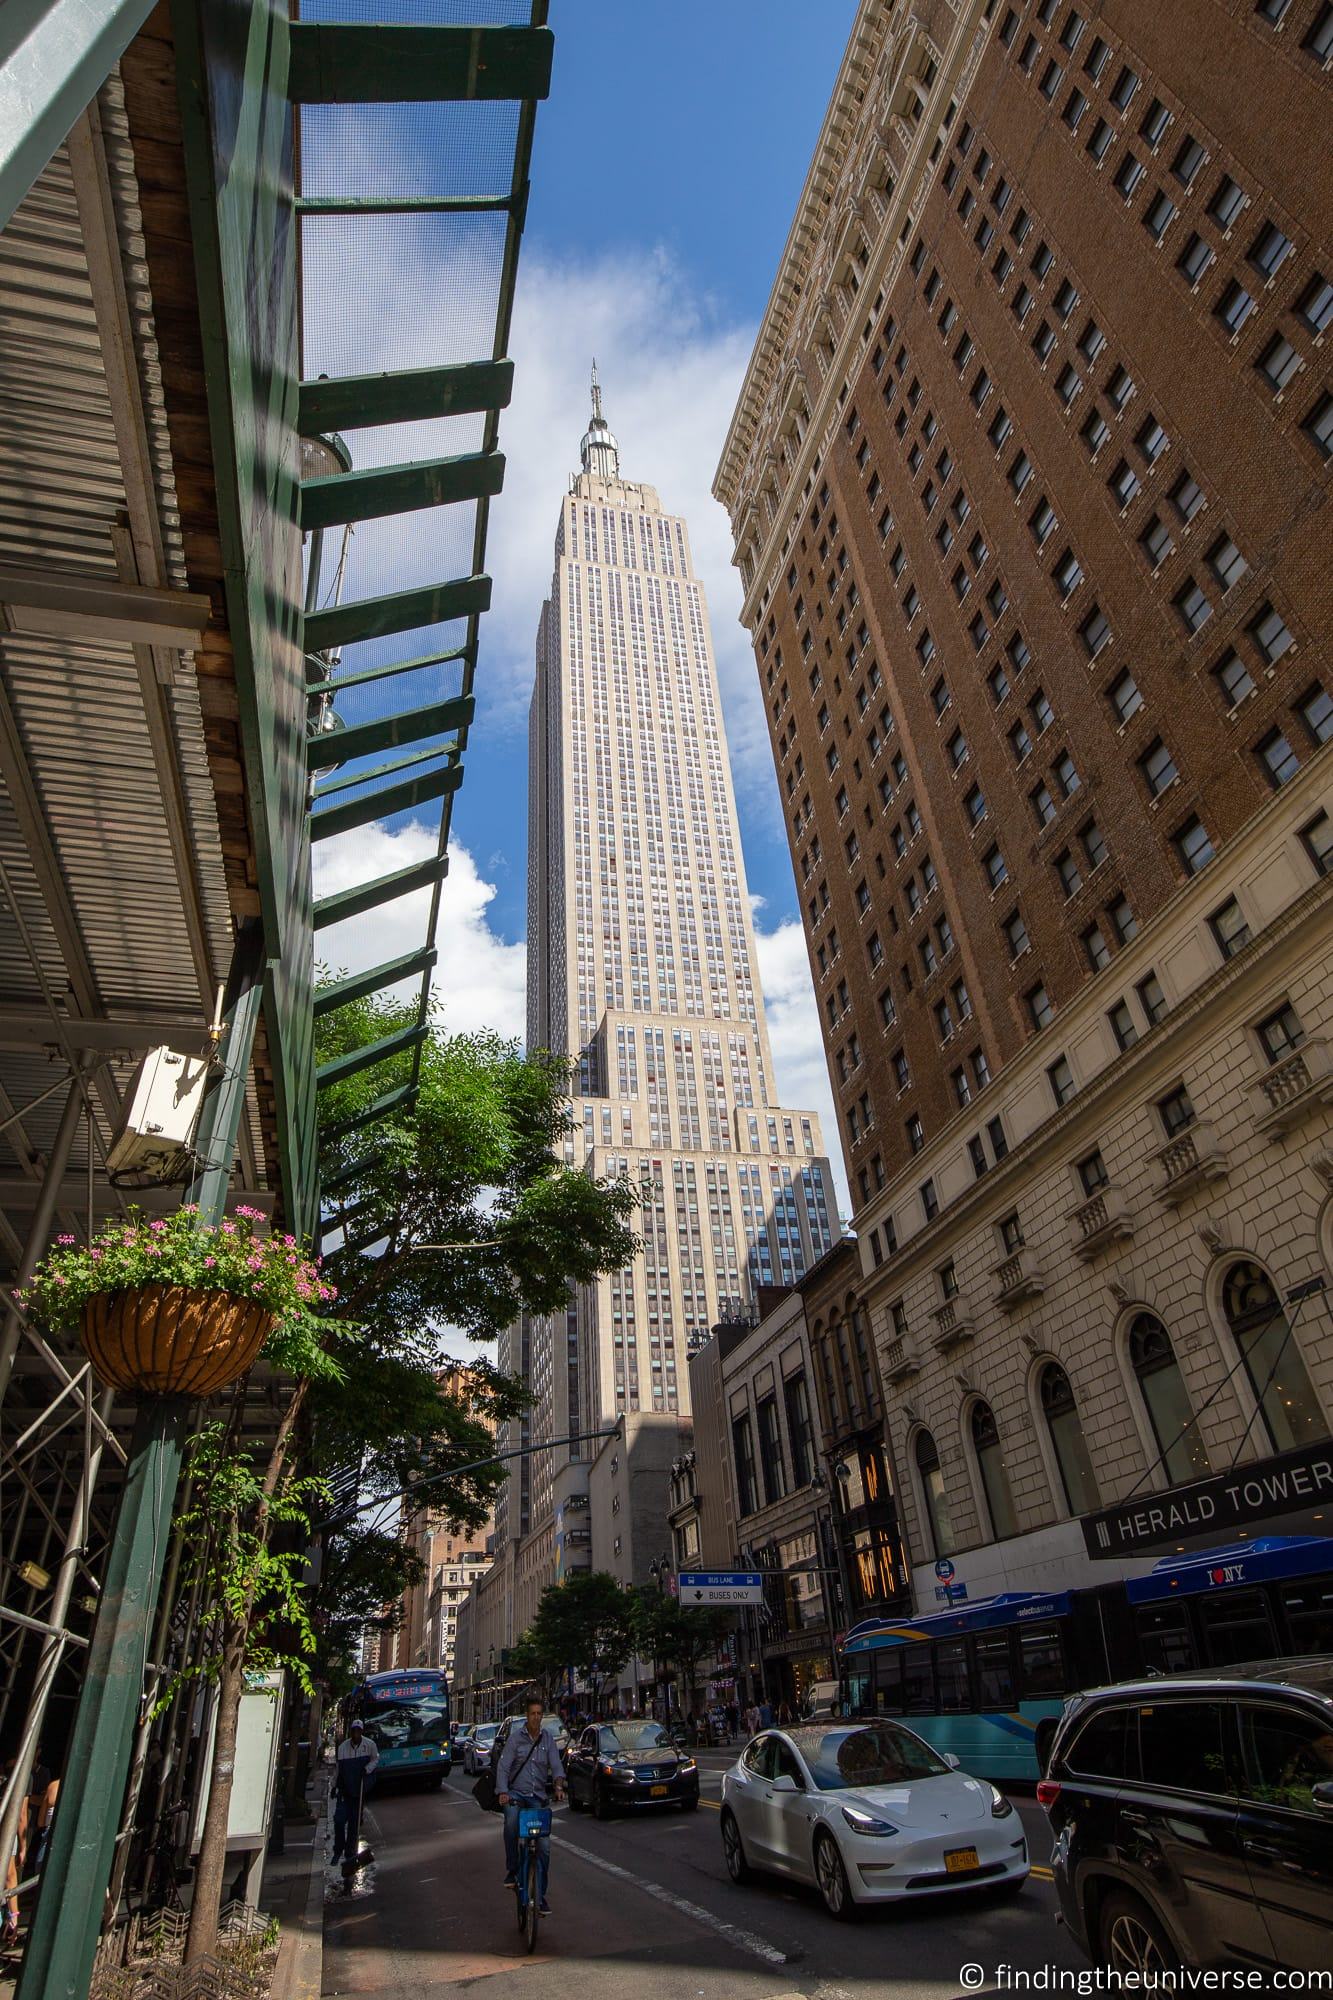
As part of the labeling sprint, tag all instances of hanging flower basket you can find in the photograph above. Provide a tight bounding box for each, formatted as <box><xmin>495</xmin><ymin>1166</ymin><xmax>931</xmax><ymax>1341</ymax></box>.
<box><xmin>79</xmin><ymin>1284</ymin><xmax>275</xmax><ymax>1396</ymax></box>
<box><xmin>20</xmin><ymin>1205</ymin><xmax>336</xmax><ymax>1398</ymax></box>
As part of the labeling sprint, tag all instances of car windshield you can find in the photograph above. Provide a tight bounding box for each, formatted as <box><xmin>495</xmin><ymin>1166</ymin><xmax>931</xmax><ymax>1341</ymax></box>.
<box><xmin>600</xmin><ymin>1722</ymin><xmax>671</xmax><ymax>1752</ymax></box>
<box><xmin>792</xmin><ymin>1723</ymin><xmax>950</xmax><ymax>1790</ymax></box>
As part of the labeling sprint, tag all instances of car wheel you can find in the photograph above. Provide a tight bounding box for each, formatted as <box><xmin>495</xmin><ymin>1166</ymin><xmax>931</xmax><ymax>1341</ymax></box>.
<box><xmin>593</xmin><ymin>1781</ymin><xmax>613</xmax><ymax>1821</ymax></box>
<box><xmin>1098</xmin><ymin>1890</ymin><xmax>1182</xmax><ymax>1981</ymax></box>
<box><xmin>720</xmin><ymin>1809</ymin><xmax>751</xmax><ymax>1885</ymax></box>
<box><xmin>814</xmin><ymin>1830</ymin><xmax>858</xmax><ymax>1921</ymax></box>
<box><xmin>680</xmin><ymin>1793</ymin><xmax>699</xmax><ymax>1812</ymax></box>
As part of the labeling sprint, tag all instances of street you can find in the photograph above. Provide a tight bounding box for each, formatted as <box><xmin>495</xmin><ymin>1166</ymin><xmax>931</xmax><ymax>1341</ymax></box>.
<box><xmin>322</xmin><ymin>1756</ymin><xmax>1087</xmax><ymax>2000</ymax></box>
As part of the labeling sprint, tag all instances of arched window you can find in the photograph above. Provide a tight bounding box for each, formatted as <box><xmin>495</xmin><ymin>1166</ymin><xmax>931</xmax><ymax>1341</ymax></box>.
<box><xmin>1222</xmin><ymin>1261</ymin><xmax>1326</xmax><ymax>1453</ymax></box>
<box><xmin>970</xmin><ymin>1401</ymin><xmax>1018</xmax><ymax>1540</ymax></box>
<box><xmin>914</xmin><ymin>1429</ymin><xmax>955</xmax><ymax>1557</ymax></box>
<box><xmin>1129</xmin><ymin>1314</ymin><xmax>1212</xmax><ymax>1485</ymax></box>
<box><xmin>1039</xmin><ymin>1364</ymin><xmax>1100</xmax><ymax>1515</ymax></box>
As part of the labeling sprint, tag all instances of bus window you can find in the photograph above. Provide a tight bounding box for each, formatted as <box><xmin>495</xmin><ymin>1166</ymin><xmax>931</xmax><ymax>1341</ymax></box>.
<box><xmin>1016</xmin><ymin>1624</ymin><xmax>1066</xmax><ymax>1697</ymax></box>
<box><xmin>1135</xmin><ymin>1603</ymin><xmax>1195</xmax><ymax>1674</ymax></box>
<box><xmin>973</xmin><ymin>1631</ymin><xmax>1015</xmax><ymax>1709</ymax></box>
<box><xmin>1281</xmin><ymin>1579</ymin><xmax>1333</xmax><ymax>1654</ymax></box>
<box><xmin>901</xmin><ymin>1645</ymin><xmax>935</xmax><ymax>1712</ymax></box>
<box><xmin>1197</xmin><ymin>1588</ymin><xmax>1276</xmax><ymax>1667</ymax></box>
<box><xmin>872</xmin><ymin>1648</ymin><xmax>904</xmax><ymax>1714</ymax></box>
<box><xmin>935</xmin><ymin>1639</ymin><xmax>970</xmax><ymax>1712</ymax></box>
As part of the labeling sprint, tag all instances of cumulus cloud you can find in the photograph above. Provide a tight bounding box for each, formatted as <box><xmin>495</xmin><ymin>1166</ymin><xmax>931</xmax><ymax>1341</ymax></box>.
<box><xmin>313</xmin><ymin>822</ymin><xmax>526</xmax><ymax>1041</ymax></box>
<box><xmin>753</xmin><ymin>919</ymin><xmax>850</xmax><ymax>1226</ymax></box>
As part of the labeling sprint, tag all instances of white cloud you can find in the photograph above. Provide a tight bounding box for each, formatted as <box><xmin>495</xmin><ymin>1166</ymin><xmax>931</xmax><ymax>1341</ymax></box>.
<box><xmin>313</xmin><ymin>822</ymin><xmax>526</xmax><ymax>1042</ymax></box>
<box><xmin>752</xmin><ymin>918</ymin><xmax>851</xmax><ymax>1225</ymax></box>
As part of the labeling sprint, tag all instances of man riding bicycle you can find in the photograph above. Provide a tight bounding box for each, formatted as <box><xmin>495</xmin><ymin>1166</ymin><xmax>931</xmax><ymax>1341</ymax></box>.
<box><xmin>496</xmin><ymin>1696</ymin><xmax>565</xmax><ymax>1915</ymax></box>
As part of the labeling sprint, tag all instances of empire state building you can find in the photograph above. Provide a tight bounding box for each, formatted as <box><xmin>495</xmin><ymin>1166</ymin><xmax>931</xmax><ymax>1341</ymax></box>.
<box><xmin>516</xmin><ymin>370</ymin><xmax>838</xmax><ymax>1540</ymax></box>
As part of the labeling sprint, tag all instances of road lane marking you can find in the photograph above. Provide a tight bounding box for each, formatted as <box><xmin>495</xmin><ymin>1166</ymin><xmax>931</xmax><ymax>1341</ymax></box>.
<box><xmin>1031</xmin><ymin>1864</ymin><xmax>1053</xmax><ymax>1880</ymax></box>
<box><xmin>554</xmin><ymin>1832</ymin><xmax>789</xmax><ymax>1967</ymax></box>
<box><xmin>700</xmin><ymin>1799</ymin><xmax>721</xmax><ymax>1811</ymax></box>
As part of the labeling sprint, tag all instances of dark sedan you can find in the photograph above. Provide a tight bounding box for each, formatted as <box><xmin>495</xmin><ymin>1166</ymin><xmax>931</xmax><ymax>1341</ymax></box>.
<box><xmin>566</xmin><ymin>1720</ymin><xmax>700</xmax><ymax>1818</ymax></box>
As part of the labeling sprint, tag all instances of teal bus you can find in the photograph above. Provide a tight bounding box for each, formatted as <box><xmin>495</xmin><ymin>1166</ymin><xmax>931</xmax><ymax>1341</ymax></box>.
<box><xmin>347</xmin><ymin>1668</ymin><xmax>451</xmax><ymax>1788</ymax></box>
<box><xmin>842</xmin><ymin>1536</ymin><xmax>1333</xmax><ymax>1782</ymax></box>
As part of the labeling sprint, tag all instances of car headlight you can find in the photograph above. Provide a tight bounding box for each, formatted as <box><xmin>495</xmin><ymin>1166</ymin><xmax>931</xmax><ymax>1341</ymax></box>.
<box><xmin>841</xmin><ymin>1805</ymin><xmax>899</xmax><ymax>1837</ymax></box>
<box><xmin>990</xmin><ymin>1785</ymin><xmax>1014</xmax><ymax>1819</ymax></box>
<box><xmin>678</xmin><ymin>1757</ymin><xmax>697</xmax><ymax>1772</ymax></box>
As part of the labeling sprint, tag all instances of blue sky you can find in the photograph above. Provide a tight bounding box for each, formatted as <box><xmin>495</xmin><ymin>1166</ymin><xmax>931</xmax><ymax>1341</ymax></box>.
<box><xmin>308</xmin><ymin>1</ymin><xmax>859</xmax><ymax>1209</ymax></box>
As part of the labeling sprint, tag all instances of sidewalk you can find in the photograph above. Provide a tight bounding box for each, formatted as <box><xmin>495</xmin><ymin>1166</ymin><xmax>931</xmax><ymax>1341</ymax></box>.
<box><xmin>263</xmin><ymin>1770</ymin><xmax>329</xmax><ymax>2000</ymax></box>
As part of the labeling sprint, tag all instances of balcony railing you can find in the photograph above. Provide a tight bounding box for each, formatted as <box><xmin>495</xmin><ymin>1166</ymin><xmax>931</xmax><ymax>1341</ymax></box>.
<box><xmin>1152</xmin><ymin>1119</ymin><xmax>1228</xmax><ymax>1207</ymax></box>
<box><xmin>1248</xmin><ymin>1037</ymin><xmax>1333</xmax><ymax>1139</ymax></box>
<box><xmin>881</xmin><ymin>1333</ymin><xmax>921</xmax><ymax>1384</ymax></box>
<box><xmin>991</xmin><ymin>1244</ymin><xmax>1045</xmax><ymax>1309</ymax></box>
<box><xmin>1068</xmin><ymin>1182</ymin><xmax>1135</xmax><ymax>1260</ymax></box>
<box><xmin>931</xmin><ymin>1295</ymin><xmax>977</xmax><ymax>1353</ymax></box>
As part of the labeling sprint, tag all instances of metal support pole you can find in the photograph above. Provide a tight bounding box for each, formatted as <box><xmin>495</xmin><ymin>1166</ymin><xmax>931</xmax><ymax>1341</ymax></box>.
<box><xmin>0</xmin><ymin>1078</ymin><xmax>86</xmax><ymax>1401</ymax></box>
<box><xmin>17</xmin><ymin>923</ymin><xmax>265</xmax><ymax>2000</ymax></box>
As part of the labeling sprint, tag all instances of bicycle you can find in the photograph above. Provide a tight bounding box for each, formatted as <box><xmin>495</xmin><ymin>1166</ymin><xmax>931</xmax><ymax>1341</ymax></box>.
<box><xmin>512</xmin><ymin>1803</ymin><xmax>551</xmax><ymax>1955</ymax></box>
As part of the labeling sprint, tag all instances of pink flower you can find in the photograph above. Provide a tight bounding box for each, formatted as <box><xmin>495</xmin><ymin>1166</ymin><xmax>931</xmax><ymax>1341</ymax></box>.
<box><xmin>56</xmin><ymin>1233</ymin><xmax>75</xmax><ymax>1245</ymax></box>
<box><xmin>204</xmin><ymin>1256</ymin><xmax>216</xmax><ymax>1268</ymax></box>
<box><xmin>220</xmin><ymin>1221</ymin><xmax>236</xmax><ymax>1235</ymax></box>
<box><xmin>150</xmin><ymin>1220</ymin><xmax>167</xmax><ymax>1233</ymax></box>
<box><xmin>53</xmin><ymin>1274</ymin><xmax>67</xmax><ymax>1287</ymax></box>
<box><xmin>90</xmin><ymin>1249</ymin><xmax>103</xmax><ymax>1262</ymax></box>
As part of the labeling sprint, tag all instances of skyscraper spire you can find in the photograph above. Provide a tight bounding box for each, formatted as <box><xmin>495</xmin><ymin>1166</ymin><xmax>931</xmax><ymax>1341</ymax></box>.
<box><xmin>579</xmin><ymin>357</ymin><xmax>620</xmax><ymax>479</ymax></box>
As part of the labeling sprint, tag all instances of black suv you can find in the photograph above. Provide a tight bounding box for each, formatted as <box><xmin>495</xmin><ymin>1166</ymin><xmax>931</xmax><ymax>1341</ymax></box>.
<box><xmin>1040</xmin><ymin>1658</ymin><xmax>1333</xmax><ymax>1980</ymax></box>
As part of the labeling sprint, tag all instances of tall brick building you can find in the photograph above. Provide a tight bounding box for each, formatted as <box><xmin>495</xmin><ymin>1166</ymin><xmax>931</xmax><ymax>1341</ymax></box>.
<box><xmin>716</xmin><ymin>0</ymin><xmax>1333</xmax><ymax>1616</ymax></box>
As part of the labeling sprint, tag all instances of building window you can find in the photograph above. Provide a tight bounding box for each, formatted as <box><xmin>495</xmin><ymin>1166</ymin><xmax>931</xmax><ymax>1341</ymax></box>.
<box><xmin>1004</xmin><ymin>908</ymin><xmax>1030</xmax><ymax>957</ymax></box>
<box><xmin>1143</xmin><ymin>191</ymin><xmax>1175</xmax><ymax>241</ymax></box>
<box><xmin>1077</xmin><ymin>1147</ymin><xmax>1109</xmax><ymax>1196</ymax></box>
<box><xmin>970</xmin><ymin>1402</ymin><xmax>1018</xmax><ymax>1540</ymax></box>
<box><xmin>1249</xmin><ymin>603</ymin><xmax>1294</xmax><ymax>664</ymax></box>
<box><xmin>1175</xmin><ymin>814</ymin><xmax>1215</xmax><ymax>874</ymax></box>
<box><xmin>1257</xmin><ymin>334</ymin><xmax>1301</xmax><ymax>393</ymax></box>
<box><xmin>1110</xmin><ymin>895</ymin><xmax>1138</xmax><ymax>944</ymax></box>
<box><xmin>1158</xmin><ymin>1082</ymin><xmax>1196</xmax><ymax>1137</ymax></box>
<box><xmin>1056</xmin><ymin>848</ymin><xmax>1083</xmax><ymax>897</ymax></box>
<box><xmin>1171</xmin><ymin>470</ymin><xmax>1206</xmax><ymax>522</ymax></box>
<box><xmin>921</xmin><ymin>1177</ymin><xmax>939</xmax><ymax>1221</ymax></box>
<box><xmin>1028</xmin><ymin>982</ymin><xmax>1055</xmax><ymax>1030</ymax></box>
<box><xmin>1048</xmin><ymin>1053</ymin><xmax>1077</xmax><ymax>1105</ymax></box>
<box><xmin>1128</xmin><ymin>1314</ymin><xmax>1212</xmax><ymax>1485</ymax></box>
<box><xmin>1085</xmin><ymin>923</ymin><xmax>1112</xmax><ymax>971</ymax></box>
<box><xmin>915</xmin><ymin>1430</ymin><xmax>954</xmax><ymax>1557</ymax></box>
<box><xmin>1109</xmin><ymin>670</ymin><xmax>1142</xmax><ymax>722</ymax></box>
<box><xmin>1209</xmin><ymin>174</ymin><xmax>1248</xmax><ymax>228</ymax></box>
<box><xmin>1298</xmin><ymin>273</ymin><xmax>1333</xmax><ymax>334</ymax></box>
<box><xmin>1054</xmin><ymin>548</ymin><xmax>1084</xmax><ymax>597</ymax></box>
<box><xmin>1222</xmin><ymin>1262</ymin><xmax>1326</xmax><ymax>1453</ymax></box>
<box><xmin>1257</xmin><ymin>1001</ymin><xmax>1305</xmax><ymax>1065</ymax></box>
<box><xmin>1249</xmin><ymin>221</ymin><xmax>1294</xmax><ymax>279</ymax></box>
<box><xmin>1081</xmin><ymin>606</ymin><xmax>1111</xmax><ymax>657</ymax></box>
<box><xmin>986</xmin><ymin>846</ymin><xmax>1010</xmax><ymax>890</ymax></box>
<box><xmin>1177</xmin><ymin>232</ymin><xmax>1214</xmax><ymax>285</ymax></box>
<box><xmin>1300</xmin><ymin>684</ymin><xmax>1333</xmax><ymax>744</ymax></box>
<box><xmin>1140</xmin><ymin>515</ymin><xmax>1173</xmax><ymax>568</ymax></box>
<box><xmin>732</xmin><ymin>1413</ymin><xmax>758</xmax><ymax>1517</ymax></box>
<box><xmin>1140</xmin><ymin>738</ymin><xmax>1178</xmax><ymax>796</ymax></box>
<box><xmin>1257</xmin><ymin>728</ymin><xmax>1300</xmax><ymax>788</ymax></box>
<box><xmin>1213</xmin><ymin>649</ymin><xmax>1255</xmax><ymax>708</ymax></box>
<box><xmin>1209</xmin><ymin>895</ymin><xmax>1252</xmax><ymax>958</ymax></box>
<box><xmin>1175</xmin><ymin>579</ymin><xmax>1212</xmax><ymax>634</ymax></box>
<box><xmin>756</xmin><ymin>1395</ymin><xmax>786</xmax><ymax>1505</ymax></box>
<box><xmin>1137</xmin><ymin>970</ymin><xmax>1169</xmax><ymax>1023</ymax></box>
<box><xmin>1041</xmin><ymin>1364</ymin><xmax>1100</xmax><ymax>1515</ymax></box>
<box><xmin>1216</xmin><ymin>281</ymin><xmax>1255</xmax><ymax>334</ymax></box>
<box><xmin>1108</xmin><ymin>999</ymin><xmax>1138</xmax><ymax>1050</ymax></box>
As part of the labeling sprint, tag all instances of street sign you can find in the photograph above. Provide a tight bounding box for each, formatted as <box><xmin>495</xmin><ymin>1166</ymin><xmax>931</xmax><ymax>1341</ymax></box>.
<box><xmin>934</xmin><ymin>1558</ymin><xmax>955</xmax><ymax>1583</ymax></box>
<box><xmin>934</xmin><ymin>1582</ymin><xmax>968</xmax><ymax>1604</ymax></box>
<box><xmin>677</xmin><ymin>1570</ymin><xmax>764</xmax><ymax>1606</ymax></box>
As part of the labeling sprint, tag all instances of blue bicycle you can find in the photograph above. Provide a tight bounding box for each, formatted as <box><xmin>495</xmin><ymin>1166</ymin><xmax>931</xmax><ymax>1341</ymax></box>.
<box><xmin>513</xmin><ymin>1804</ymin><xmax>552</xmax><ymax>1954</ymax></box>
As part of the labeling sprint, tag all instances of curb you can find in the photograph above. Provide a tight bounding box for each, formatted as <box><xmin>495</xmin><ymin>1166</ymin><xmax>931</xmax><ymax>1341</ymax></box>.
<box><xmin>268</xmin><ymin>1774</ymin><xmax>329</xmax><ymax>2000</ymax></box>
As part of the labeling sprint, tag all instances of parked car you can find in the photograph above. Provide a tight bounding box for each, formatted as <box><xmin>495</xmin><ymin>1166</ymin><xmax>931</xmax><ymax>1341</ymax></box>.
<box><xmin>463</xmin><ymin>1721</ymin><xmax>499</xmax><ymax>1775</ymax></box>
<box><xmin>720</xmin><ymin>1720</ymin><xmax>1028</xmax><ymax>1919</ymax></box>
<box><xmin>452</xmin><ymin>1722</ymin><xmax>474</xmax><ymax>1754</ymax></box>
<box><xmin>489</xmin><ymin>1713</ymin><xmax>571</xmax><ymax>1784</ymax></box>
<box><xmin>1040</xmin><ymin>1657</ymin><xmax>1333</xmax><ymax>1978</ymax></box>
<box><xmin>565</xmin><ymin>1719</ymin><xmax>700</xmax><ymax>1817</ymax></box>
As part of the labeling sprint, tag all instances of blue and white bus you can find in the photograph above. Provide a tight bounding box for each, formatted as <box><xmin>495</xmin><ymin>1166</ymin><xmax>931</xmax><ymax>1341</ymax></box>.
<box><xmin>842</xmin><ymin>1535</ymin><xmax>1333</xmax><ymax>1782</ymax></box>
<box><xmin>346</xmin><ymin>1668</ymin><xmax>451</xmax><ymax>1788</ymax></box>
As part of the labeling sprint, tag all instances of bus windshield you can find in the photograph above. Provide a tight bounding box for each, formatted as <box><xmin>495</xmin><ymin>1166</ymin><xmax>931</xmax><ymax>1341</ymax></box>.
<box><xmin>355</xmin><ymin>1677</ymin><xmax>449</xmax><ymax>1752</ymax></box>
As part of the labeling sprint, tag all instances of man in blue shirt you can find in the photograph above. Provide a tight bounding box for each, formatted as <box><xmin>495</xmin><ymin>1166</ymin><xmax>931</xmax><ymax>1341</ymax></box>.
<box><xmin>495</xmin><ymin>1699</ymin><xmax>565</xmax><ymax>1914</ymax></box>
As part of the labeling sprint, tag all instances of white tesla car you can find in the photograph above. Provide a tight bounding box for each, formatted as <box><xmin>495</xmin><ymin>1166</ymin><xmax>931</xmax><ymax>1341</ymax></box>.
<box><xmin>719</xmin><ymin>1721</ymin><xmax>1029</xmax><ymax>1919</ymax></box>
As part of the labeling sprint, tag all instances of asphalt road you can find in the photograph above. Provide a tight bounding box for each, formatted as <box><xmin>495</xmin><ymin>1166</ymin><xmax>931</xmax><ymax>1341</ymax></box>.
<box><xmin>321</xmin><ymin>1755</ymin><xmax>1089</xmax><ymax>2000</ymax></box>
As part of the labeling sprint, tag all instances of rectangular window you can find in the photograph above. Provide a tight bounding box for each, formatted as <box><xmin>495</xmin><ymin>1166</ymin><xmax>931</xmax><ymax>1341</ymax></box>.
<box><xmin>1108</xmin><ymin>999</ymin><xmax>1138</xmax><ymax>1050</ymax></box>
<box><xmin>1257</xmin><ymin>1002</ymin><xmax>1305</xmax><ymax>1065</ymax></box>
<box><xmin>1111</xmin><ymin>895</ymin><xmax>1138</xmax><ymax>944</ymax></box>
<box><xmin>1158</xmin><ymin>1084</ymin><xmax>1196</xmax><ymax>1137</ymax></box>
<box><xmin>1300</xmin><ymin>684</ymin><xmax>1333</xmax><ymax>744</ymax></box>
<box><xmin>1054</xmin><ymin>547</ymin><xmax>1084</xmax><ymax>596</ymax></box>
<box><xmin>1144</xmin><ymin>191</ymin><xmax>1176</xmax><ymax>240</ymax></box>
<box><xmin>1249</xmin><ymin>222</ymin><xmax>1294</xmax><ymax>279</ymax></box>
<box><xmin>1250</xmin><ymin>602</ymin><xmax>1294</xmax><ymax>663</ymax></box>
<box><xmin>1086</xmin><ymin>117</ymin><xmax>1114</xmax><ymax>163</ymax></box>
<box><xmin>1177</xmin><ymin>232</ymin><xmax>1214</xmax><ymax>284</ymax></box>
<box><xmin>1209</xmin><ymin>175</ymin><xmax>1247</xmax><ymax>228</ymax></box>
<box><xmin>1028</xmin><ymin>983</ymin><xmax>1055</xmax><ymax>1029</ymax></box>
<box><xmin>1175</xmin><ymin>578</ymin><xmax>1213</xmax><ymax>634</ymax></box>
<box><xmin>1110</xmin><ymin>670</ymin><xmax>1142</xmax><ymax>722</ymax></box>
<box><xmin>1082</xmin><ymin>409</ymin><xmax>1109</xmax><ymax>455</ymax></box>
<box><xmin>921</xmin><ymin>1178</ymin><xmax>939</xmax><ymax>1221</ymax></box>
<box><xmin>1084</xmin><ymin>923</ymin><xmax>1112</xmax><ymax>971</ymax></box>
<box><xmin>1213</xmin><ymin>648</ymin><xmax>1256</xmax><ymax>707</ymax></box>
<box><xmin>756</xmin><ymin>1395</ymin><xmax>786</xmax><ymax>1506</ymax></box>
<box><xmin>1141</xmin><ymin>735</ymin><xmax>1179</xmax><ymax>795</ymax></box>
<box><xmin>1114</xmin><ymin>152</ymin><xmax>1146</xmax><ymax>200</ymax></box>
<box><xmin>1056</xmin><ymin>848</ymin><xmax>1083</xmax><ymax>896</ymax></box>
<box><xmin>1110</xmin><ymin>459</ymin><xmax>1141</xmax><ymax>506</ymax></box>
<box><xmin>1078</xmin><ymin>1148</ymin><xmax>1109</xmax><ymax>1196</ymax></box>
<box><xmin>1110</xmin><ymin>64</ymin><xmax>1139</xmax><ymax>111</ymax></box>
<box><xmin>1257</xmin><ymin>728</ymin><xmax>1300</xmax><ymax>787</ymax></box>
<box><xmin>1298</xmin><ymin>273</ymin><xmax>1333</xmax><ymax>335</ymax></box>
<box><xmin>1004</xmin><ymin>908</ymin><xmax>1029</xmax><ymax>956</ymax></box>
<box><xmin>1208</xmin><ymin>536</ymin><xmax>1248</xmax><ymax>591</ymax></box>
<box><xmin>1175</xmin><ymin>814</ymin><xmax>1215</xmax><ymax>874</ymax></box>
<box><xmin>1217</xmin><ymin>281</ymin><xmax>1255</xmax><ymax>334</ymax></box>
<box><xmin>1048</xmin><ymin>1054</ymin><xmax>1076</xmax><ymax>1105</ymax></box>
<box><xmin>1209</xmin><ymin>895</ymin><xmax>1252</xmax><ymax>959</ymax></box>
<box><xmin>1140</xmin><ymin>97</ymin><xmax>1171</xmax><ymax>146</ymax></box>
<box><xmin>1172</xmin><ymin>470</ymin><xmax>1206</xmax><ymax>522</ymax></box>
<box><xmin>1257</xmin><ymin>334</ymin><xmax>1301</xmax><ymax>393</ymax></box>
<box><xmin>732</xmin><ymin>1414</ymin><xmax>758</xmax><ymax>1517</ymax></box>
<box><xmin>1137</xmin><ymin>970</ymin><xmax>1168</xmax><ymax>1023</ymax></box>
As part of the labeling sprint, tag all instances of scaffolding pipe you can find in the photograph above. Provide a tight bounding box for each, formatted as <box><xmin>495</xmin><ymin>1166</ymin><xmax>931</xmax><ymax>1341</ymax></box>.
<box><xmin>0</xmin><ymin>1383</ymin><xmax>115</xmax><ymax>1887</ymax></box>
<box><xmin>0</xmin><ymin>1078</ymin><xmax>86</xmax><ymax>1402</ymax></box>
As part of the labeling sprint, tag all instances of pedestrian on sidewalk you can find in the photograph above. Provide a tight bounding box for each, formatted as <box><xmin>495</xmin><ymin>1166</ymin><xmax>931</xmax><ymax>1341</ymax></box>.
<box><xmin>331</xmin><ymin>1720</ymin><xmax>378</xmax><ymax>1866</ymax></box>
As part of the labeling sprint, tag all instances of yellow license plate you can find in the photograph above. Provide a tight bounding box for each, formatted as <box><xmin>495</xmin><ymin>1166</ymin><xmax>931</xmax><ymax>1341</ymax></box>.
<box><xmin>944</xmin><ymin>1847</ymin><xmax>980</xmax><ymax>1874</ymax></box>
<box><xmin>650</xmin><ymin>1784</ymin><xmax>669</xmax><ymax>1797</ymax></box>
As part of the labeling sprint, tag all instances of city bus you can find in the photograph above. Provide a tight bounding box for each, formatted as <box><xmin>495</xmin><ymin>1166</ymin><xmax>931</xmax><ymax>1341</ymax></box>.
<box><xmin>345</xmin><ymin>1668</ymin><xmax>451</xmax><ymax>1788</ymax></box>
<box><xmin>841</xmin><ymin>1535</ymin><xmax>1333</xmax><ymax>1782</ymax></box>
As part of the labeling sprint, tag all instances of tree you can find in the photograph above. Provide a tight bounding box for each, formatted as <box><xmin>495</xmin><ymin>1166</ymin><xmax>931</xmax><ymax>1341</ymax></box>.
<box><xmin>183</xmin><ymin>1007</ymin><xmax>642</xmax><ymax>1960</ymax></box>
<box><xmin>515</xmin><ymin>1572</ymin><xmax>637</xmax><ymax>1708</ymax></box>
<box><xmin>631</xmin><ymin>1591</ymin><xmax>735</xmax><ymax>1713</ymax></box>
